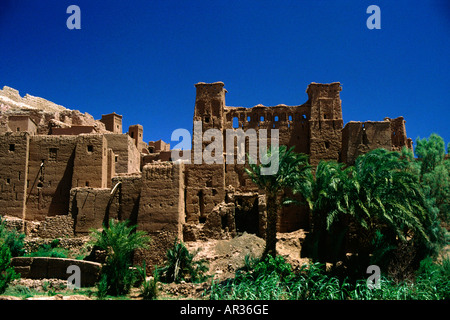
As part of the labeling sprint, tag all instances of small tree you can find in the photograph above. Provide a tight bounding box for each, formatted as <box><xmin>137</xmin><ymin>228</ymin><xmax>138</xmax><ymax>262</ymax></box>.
<box><xmin>245</xmin><ymin>145</ymin><xmax>310</xmax><ymax>257</ymax></box>
<box><xmin>415</xmin><ymin>134</ymin><xmax>450</xmax><ymax>224</ymax></box>
<box><xmin>415</xmin><ymin>133</ymin><xmax>446</xmax><ymax>176</ymax></box>
<box><xmin>90</xmin><ymin>219</ymin><xmax>151</xmax><ymax>296</ymax></box>
<box><xmin>0</xmin><ymin>240</ymin><xmax>20</xmax><ymax>294</ymax></box>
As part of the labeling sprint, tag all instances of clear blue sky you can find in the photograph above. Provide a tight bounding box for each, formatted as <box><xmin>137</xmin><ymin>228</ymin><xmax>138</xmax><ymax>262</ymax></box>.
<box><xmin>1</xmin><ymin>0</ymin><xmax>449</xmax><ymax>150</ymax></box>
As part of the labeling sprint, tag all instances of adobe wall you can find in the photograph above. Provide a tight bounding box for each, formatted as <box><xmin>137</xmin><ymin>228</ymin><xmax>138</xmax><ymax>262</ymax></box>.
<box><xmin>37</xmin><ymin>215</ymin><xmax>74</xmax><ymax>238</ymax></box>
<box><xmin>184</xmin><ymin>164</ymin><xmax>225</xmax><ymax>224</ymax></box>
<box><xmin>135</xmin><ymin>162</ymin><xmax>185</xmax><ymax>268</ymax></box>
<box><xmin>106</xmin><ymin>148</ymin><xmax>115</xmax><ymax>188</ymax></box>
<box><xmin>148</xmin><ymin>140</ymin><xmax>170</xmax><ymax>153</ymax></box>
<box><xmin>129</xmin><ymin>124</ymin><xmax>150</xmax><ymax>154</ymax></box>
<box><xmin>26</xmin><ymin>135</ymin><xmax>78</xmax><ymax>221</ymax></box>
<box><xmin>306</xmin><ymin>83</ymin><xmax>343</xmax><ymax>166</ymax></box>
<box><xmin>11</xmin><ymin>257</ymin><xmax>101</xmax><ymax>287</ymax></box>
<box><xmin>111</xmin><ymin>174</ymin><xmax>143</xmax><ymax>224</ymax></box>
<box><xmin>104</xmin><ymin>133</ymin><xmax>140</xmax><ymax>174</ymax></box>
<box><xmin>69</xmin><ymin>187</ymin><xmax>116</xmax><ymax>234</ymax></box>
<box><xmin>0</xmin><ymin>133</ymin><xmax>29</xmax><ymax>219</ymax></box>
<box><xmin>72</xmin><ymin>135</ymin><xmax>108</xmax><ymax>188</ymax></box>
<box><xmin>387</xmin><ymin>116</ymin><xmax>413</xmax><ymax>151</ymax></box>
<box><xmin>69</xmin><ymin>175</ymin><xmax>142</xmax><ymax>235</ymax></box>
<box><xmin>51</xmin><ymin>126</ymin><xmax>95</xmax><ymax>135</ymax></box>
<box><xmin>223</xmin><ymin>104</ymin><xmax>311</xmax><ymax>156</ymax></box>
<box><xmin>142</xmin><ymin>150</ymin><xmax>172</xmax><ymax>167</ymax></box>
<box><xmin>100</xmin><ymin>113</ymin><xmax>122</xmax><ymax>134</ymax></box>
<box><xmin>340</xmin><ymin>118</ymin><xmax>411</xmax><ymax>165</ymax></box>
<box><xmin>8</xmin><ymin>115</ymin><xmax>37</xmax><ymax>135</ymax></box>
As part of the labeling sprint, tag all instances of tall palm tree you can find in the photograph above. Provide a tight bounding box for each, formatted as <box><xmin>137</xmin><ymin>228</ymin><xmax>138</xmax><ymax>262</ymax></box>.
<box><xmin>245</xmin><ymin>145</ymin><xmax>310</xmax><ymax>257</ymax></box>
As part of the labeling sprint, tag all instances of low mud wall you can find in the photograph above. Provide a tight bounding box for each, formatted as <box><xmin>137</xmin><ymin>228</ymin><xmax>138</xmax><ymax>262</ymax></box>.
<box><xmin>11</xmin><ymin>257</ymin><xmax>101</xmax><ymax>287</ymax></box>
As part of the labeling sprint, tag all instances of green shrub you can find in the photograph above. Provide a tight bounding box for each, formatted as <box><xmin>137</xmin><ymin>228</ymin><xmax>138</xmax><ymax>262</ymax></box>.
<box><xmin>137</xmin><ymin>262</ymin><xmax>159</xmax><ymax>300</ymax></box>
<box><xmin>157</xmin><ymin>238</ymin><xmax>209</xmax><ymax>284</ymax></box>
<box><xmin>0</xmin><ymin>216</ymin><xmax>25</xmax><ymax>257</ymax></box>
<box><xmin>238</xmin><ymin>255</ymin><xmax>293</xmax><ymax>281</ymax></box>
<box><xmin>96</xmin><ymin>274</ymin><xmax>109</xmax><ymax>299</ymax></box>
<box><xmin>25</xmin><ymin>239</ymin><xmax>69</xmax><ymax>258</ymax></box>
<box><xmin>415</xmin><ymin>257</ymin><xmax>450</xmax><ymax>299</ymax></box>
<box><xmin>90</xmin><ymin>219</ymin><xmax>151</xmax><ymax>297</ymax></box>
<box><xmin>0</xmin><ymin>242</ymin><xmax>20</xmax><ymax>294</ymax></box>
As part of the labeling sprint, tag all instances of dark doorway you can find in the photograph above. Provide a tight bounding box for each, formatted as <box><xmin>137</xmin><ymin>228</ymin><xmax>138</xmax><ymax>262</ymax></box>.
<box><xmin>234</xmin><ymin>197</ymin><xmax>259</xmax><ymax>236</ymax></box>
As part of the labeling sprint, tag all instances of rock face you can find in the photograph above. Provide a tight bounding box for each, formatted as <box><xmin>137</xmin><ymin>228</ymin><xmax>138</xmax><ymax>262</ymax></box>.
<box><xmin>0</xmin><ymin>86</ymin><xmax>107</xmax><ymax>135</ymax></box>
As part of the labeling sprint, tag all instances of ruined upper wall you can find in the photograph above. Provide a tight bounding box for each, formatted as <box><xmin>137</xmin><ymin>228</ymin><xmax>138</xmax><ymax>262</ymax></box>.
<box><xmin>193</xmin><ymin>81</ymin><xmax>344</xmax><ymax>166</ymax></box>
<box><xmin>307</xmin><ymin>82</ymin><xmax>343</xmax><ymax>166</ymax></box>
<box><xmin>341</xmin><ymin>117</ymin><xmax>413</xmax><ymax>164</ymax></box>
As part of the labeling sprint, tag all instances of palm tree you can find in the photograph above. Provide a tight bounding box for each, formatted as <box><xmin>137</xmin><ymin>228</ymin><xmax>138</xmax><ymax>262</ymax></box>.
<box><xmin>297</xmin><ymin>160</ymin><xmax>353</xmax><ymax>263</ymax></box>
<box><xmin>298</xmin><ymin>148</ymin><xmax>438</xmax><ymax>270</ymax></box>
<box><xmin>245</xmin><ymin>145</ymin><xmax>310</xmax><ymax>257</ymax></box>
<box><xmin>90</xmin><ymin>219</ymin><xmax>151</xmax><ymax>296</ymax></box>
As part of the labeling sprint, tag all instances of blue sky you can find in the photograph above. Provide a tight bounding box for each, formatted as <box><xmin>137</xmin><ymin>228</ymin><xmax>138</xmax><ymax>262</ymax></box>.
<box><xmin>1</xmin><ymin>0</ymin><xmax>449</xmax><ymax>149</ymax></box>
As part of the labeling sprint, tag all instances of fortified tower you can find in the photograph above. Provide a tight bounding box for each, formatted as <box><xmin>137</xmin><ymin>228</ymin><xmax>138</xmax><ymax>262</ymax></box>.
<box><xmin>100</xmin><ymin>112</ymin><xmax>123</xmax><ymax>134</ymax></box>
<box><xmin>306</xmin><ymin>82</ymin><xmax>343</xmax><ymax>166</ymax></box>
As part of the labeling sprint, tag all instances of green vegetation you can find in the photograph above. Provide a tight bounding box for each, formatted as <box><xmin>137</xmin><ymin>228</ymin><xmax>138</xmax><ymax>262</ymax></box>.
<box><xmin>208</xmin><ymin>254</ymin><xmax>450</xmax><ymax>300</ymax></box>
<box><xmin>234</xmin><ymin>133</ymin><xmax>449</xmax><ymax>299</ymax></box>
<box><xmin>89</xmin><ymin>219</ymin><xmax>151</xmax><ymax>297</ymax></box>
<box><xmin>298</xmin><ymin>147</ymin><xmax>445</xmax><ymax>281</ymax></box>
<box><xmin>0</xmin><ymin>241</ymin><xmax>20</xmax><ymax>294</ymax></box>
<box><xmin>0</xmin><ymin>217</ymin><xmax>25</xmax><ymax>257</ymax></box>
<box><xmin>245</xmin><ymin>145</ymin><xmax>310</xmax><ymax>257</ymax></box>
<box><xmin>25</xmin><ymin>239</ymin><xmax>69</xmax><ymax>258</ymax></box>
<box><xmin>0</xmin><ymin>217</ymin><xmax>22</xmax><ymax>294</ymax></box>
<box><xmin>137</xmin><ymin>262</ymin><xmax>159</xmax><ymax>300</ymax></box>
<box><xmin>157</xmin><ymin>238</ymin><xmax>209</xmax><ymax>284</ymax></box>
<box><xmin>415</xmin><ymin>133</ymin><xmax>450</xmax><ymax>224</ymax></box>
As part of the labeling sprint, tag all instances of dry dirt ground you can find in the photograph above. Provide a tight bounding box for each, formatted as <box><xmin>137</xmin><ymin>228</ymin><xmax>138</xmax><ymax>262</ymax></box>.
<box><xmin>186</xmin><ymin>229</ymin><xmax>310</xmax><ymax>280</ymax></box>
<box><xmin>159</xmin><ymin>229</ymin><xmax>310</xmax><ymax>299</ymax></box>
<box><xmin>1</xmin><ymin>230</ymin><xmax>310</xmax><ymax>300</ymax></box>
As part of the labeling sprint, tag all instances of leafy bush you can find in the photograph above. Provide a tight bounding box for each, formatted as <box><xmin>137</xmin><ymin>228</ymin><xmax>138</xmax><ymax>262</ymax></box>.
<box><xmin>95</xmin><ymin>274</ymin><xmax>109</xmax><ymax>299</ymax></box>
<box><xmin>137</xmin><ymin>262</ymin><xmax>159</xmax><ymax>300</ymax></box>
<box><xmin>415</xmin><ymin>257</ymin><xmax>450</xmax><ymax>299</ymax></box>
<box><xmin>25</xmin><ymin>239</ymin><xmax>69</xmax><ymax>258</ymax></box>
<box><xmin>90</xmin><ymin>219</ymin><xmax>151</xmax><ymax>297</ymax></box>
<box><xmin>157</xmin><ymin>238</ymin><xmax>209</xmax><ymax>284</ymax></box>
<box><xmin>238</xmin><ymin>254</ymin><xmax>293</xmax><ymax>281</ymax></box>
<box><xmin>0</xmin><ymin>242</ymin><xmax>20</xmax><ymax>294</ymax></box>
<box><xmin>0</xmin><ymin>216</ymin><xmax>25</xmax><ymax>257</ymax></box>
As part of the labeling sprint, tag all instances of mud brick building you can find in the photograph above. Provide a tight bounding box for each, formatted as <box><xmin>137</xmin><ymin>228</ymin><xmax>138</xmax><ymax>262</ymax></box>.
<box><xmin>0</xmin><ymin>82</ymin><xmax>413</xmax><ymax>266</ymax></box>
